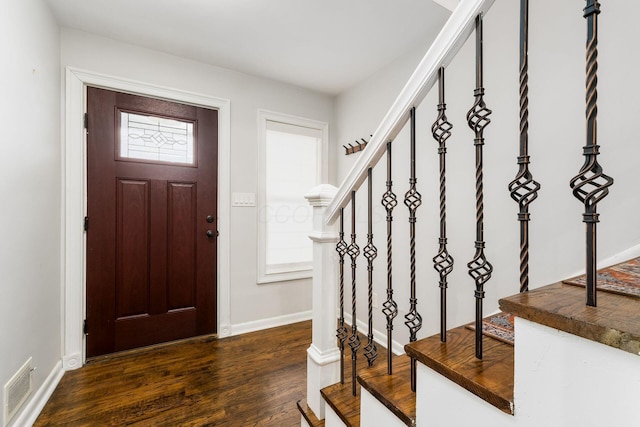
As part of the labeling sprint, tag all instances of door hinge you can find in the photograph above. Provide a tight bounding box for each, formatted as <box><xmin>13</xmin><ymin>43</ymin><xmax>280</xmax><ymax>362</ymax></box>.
<box><xmin>83</xmin><ymin>319</ymin><xmax>88</xmax><ymax>335</ymax></box>
<box><xmin>84</xmin><ymin>113</ymin><xmax>88</xmax><ymax>129</ymax></box>
<box><xmin>84</xmin><ymin>216</ymin><xmax>89</xmax><ymax>232</ymax></box>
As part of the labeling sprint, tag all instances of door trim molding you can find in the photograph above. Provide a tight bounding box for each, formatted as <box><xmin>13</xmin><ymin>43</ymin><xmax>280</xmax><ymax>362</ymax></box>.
<box><xmin>63</xmin><ymin>67</ymin><xmax>231</xmax><ymax>370</ymax></box>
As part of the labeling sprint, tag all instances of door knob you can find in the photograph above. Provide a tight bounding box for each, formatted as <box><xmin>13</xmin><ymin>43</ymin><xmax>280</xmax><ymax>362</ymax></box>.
<box><xmin>206</xmin><ymin>215</ymin><xmax>214</xmax><ymax>223</ymax></box>
<box><xmin>206</xmin><ymin>230</ymin><xmax>214</xmax><ymax>238</ymax></box>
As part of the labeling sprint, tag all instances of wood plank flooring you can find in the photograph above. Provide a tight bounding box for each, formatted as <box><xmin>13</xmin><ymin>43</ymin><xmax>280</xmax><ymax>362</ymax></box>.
<box><xmin>35</xmin><ymin>321</ymin><xmax>311</xmax><ymax>426</ymax></box>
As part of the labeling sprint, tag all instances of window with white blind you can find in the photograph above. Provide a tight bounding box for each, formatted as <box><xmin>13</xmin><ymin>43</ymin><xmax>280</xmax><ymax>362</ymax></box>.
<box><xmin>257</xmin><ymin>110</ymin><xmax>328</xmax><ymax>284</ymax></box>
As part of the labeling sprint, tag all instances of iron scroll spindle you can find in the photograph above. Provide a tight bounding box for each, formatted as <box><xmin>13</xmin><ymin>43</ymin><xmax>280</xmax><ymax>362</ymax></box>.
<box><xmin>363</xmin><ymin>168</ymin><xmax>378</xmax><ymax>367</ymax></box>
<box><xmin>432</xmin><ymin>67</ymin><xmax>454</xmax><ymax>343</ymax></box>
<box><xmin>347</xmin><ymin>192</ymin><xmax>361</xmax><ymax>396</ymax></box>
<box><xmin>509</xmin><ymin>0</ymin><xmax>540</xmax><ymax>294</ymax></box>
<box><xmin>570</xmin><ymin>0</ymin><xmax>613</xmax><ymax>307</ymax></box>
<box><xmin>336</xmin><ymin>209</ymin><xmax>348</xmax><ymax>384</ymax></box>
<box><xmin>466</xmin><ymin>14</ymin><xmax>493</xmax><ymax>360</ymax></box>
<box><xmin>404</xmin><ymin>107</ymin><xmax>422</xmax><ymax>391</ymax></box>
<box><xmin>381</xmin><ymin>141</ymin><xmax>398</xmax><ymax>375</ymax></box>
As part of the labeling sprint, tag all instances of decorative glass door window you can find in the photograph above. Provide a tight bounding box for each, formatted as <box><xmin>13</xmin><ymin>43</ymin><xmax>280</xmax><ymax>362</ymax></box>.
<box><xmin>118</xmin><ymin>111</ymin><xmax>195</xmax><ymax>165</ymax></box>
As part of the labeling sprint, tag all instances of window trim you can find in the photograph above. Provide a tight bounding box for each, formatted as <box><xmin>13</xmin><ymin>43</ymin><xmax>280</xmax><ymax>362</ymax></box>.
<box><xmin>257</xmin><ymin>109</ymin><xmax>329</xmax><ymax>284</ymax></box>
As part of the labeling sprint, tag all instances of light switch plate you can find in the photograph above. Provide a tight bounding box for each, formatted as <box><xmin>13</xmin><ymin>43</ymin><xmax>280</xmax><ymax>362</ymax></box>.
<box><xmin>232</xmin><ymin>192</ymin><xmax>256</xmax><ymax>207</ymax></box>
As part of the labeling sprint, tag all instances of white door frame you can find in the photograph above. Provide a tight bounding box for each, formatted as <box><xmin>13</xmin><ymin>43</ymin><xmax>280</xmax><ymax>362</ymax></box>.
<box><xmin>62</xmin><ymin>67</ymin><xmax>231</xmax><ymax>370</ymax></box>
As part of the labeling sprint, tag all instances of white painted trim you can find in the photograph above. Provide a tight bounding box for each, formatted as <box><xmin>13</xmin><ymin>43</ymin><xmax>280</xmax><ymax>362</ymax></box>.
<box><xmin>230</xmin><ymin>310</ymin><xmax>312</xmax><ymax>336</ymax></box>
<box><xmin>10</xmin><ymin>361</ymin><xmax>64</xmax><ymax>427</ymax></box>
<box><xmin>597</xmin><ymin>244</ymin><xmax>640</xmax><ymax>270</ymax></box>
<box><xmin>326</xmin><ymin>0</ymin><xmax>495</xmax><ymax>223</ymax></box>
<box><xmin>63</xmin><ymin>67</ymin><xmax>232</xmax><ymax>368</ymax></box>
<box><xmin>256</xmin><ymin>109</ymin><xmax>329</xmax><ymax>285</ymax></box>
<box><xmin>308</xmin><ymin>231</ymin><xmax>340</xmax><ymax>244</ymax></box>
<box><xmin>432</xmin><ymin>0</ymin><xmax>460</xmax><ymax>12</ymax></box>
<box><xmin>62</xmin><ymin>352</ymin><xmax>82</xmax><ymax>371</ymax></box>
<box><xmin>307</xmin><ymin>344</ymin><xmax>341</xmax><ymax>366</ymax></box>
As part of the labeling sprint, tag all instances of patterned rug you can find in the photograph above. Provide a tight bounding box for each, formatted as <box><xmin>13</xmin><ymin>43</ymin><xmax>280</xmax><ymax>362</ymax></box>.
<box><xmin>562</xmin><ymin>257</ymin><xmax>640</xmax><ymax>298</ymax></box>
<box><xmin>466</xmin><ymin>312</ymin><xmax>514</xmax><ymax>345</ymax></box>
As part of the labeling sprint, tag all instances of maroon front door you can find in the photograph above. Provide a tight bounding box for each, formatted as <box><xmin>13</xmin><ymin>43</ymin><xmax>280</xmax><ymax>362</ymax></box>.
<box><xmin>86</xmin><ymin>87</ymin><xmax>218</xmax><ymax>357</ymax></box>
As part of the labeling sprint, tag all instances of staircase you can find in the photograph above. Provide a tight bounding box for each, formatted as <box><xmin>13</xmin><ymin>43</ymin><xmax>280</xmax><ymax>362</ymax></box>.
<box><xmin>300</xmin><ymin>0</ymin><xmax>640</xmax><ymax>426</ymax></box>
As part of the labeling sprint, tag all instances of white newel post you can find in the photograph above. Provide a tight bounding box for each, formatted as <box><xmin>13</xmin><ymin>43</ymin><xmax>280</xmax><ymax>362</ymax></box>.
<box><xmin>304</xmin><ymin>184</ymin><xmax>341</xmax><ymax>420</ymax></box>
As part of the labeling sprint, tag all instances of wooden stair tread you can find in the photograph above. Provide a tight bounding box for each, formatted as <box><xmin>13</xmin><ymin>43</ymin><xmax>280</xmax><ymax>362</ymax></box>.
<box><xmin>320</xmin><ymin>335</ymin><xmax>390</xmax><ymax>426</ymax></box>
<box><xmin>297</xmin><ymin>398</ymin><xmax>325</xmax><ymax>427</ymax></box>
<box><xmin>321</xmin><ymin>382</ymin><xmax>361</xmax><ymax>427</ymax></box>
<box><xmin>357</xmin><ymin>354</ymin><xmax>415</xmax><ymax>426</ymax></box>
<box><xmin>405</xmin><ymin>325</ymin><xmax>514</xmax><ymax>415</ymax></box>
<box><xmin>500</xmin><ymin>281</ymin><xmax>640</xmax><ymax>356</ymax></box>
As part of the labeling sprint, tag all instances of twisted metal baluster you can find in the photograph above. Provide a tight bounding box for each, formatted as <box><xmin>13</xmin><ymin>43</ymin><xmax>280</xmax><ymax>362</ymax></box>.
<box><xmin>432</xmin><ymin>67</ymin><xmax>454</xmax><ymax>343</ymax></box>
<box><xmin>466</xmin><ymin>14</ymin><xmax>493</xmax><ymax>360</ymax></box>
<box><xmin>336</xmin><ymin>209</ymin><xmax>348</xmax><ymax>384</ymax></box>
<box><xmin>347</xmin><ymin>192</ymin><xmax>361</xmax><ymax>396</ymax></box>
<box><xmin>363</xmin><ymin>168</ymin><xmax>378</xmax><ymax>367</ymax></box>
<box><xmin>404</xmin><ymin>107</ymin><xmax>422</xmax><ymax>391</ymax></box>
<box><xmin>570</xmin><ymin>0</ymin><xmax>613</xmax><ymax>307</ymax></box>
<box><xmin>381</xmin><ymin>141</ymin><xmax>398</xmax><ymax>375</ymax></box>
<box><xmin>509</xmin><ymin>0</ymin><xmax>540</xmax><ymax>294</ymax></box>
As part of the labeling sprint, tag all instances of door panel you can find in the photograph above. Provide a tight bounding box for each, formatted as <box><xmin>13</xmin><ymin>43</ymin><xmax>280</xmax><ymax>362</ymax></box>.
<box><xmin>167</xmin><ymin>181</ymin><xmax>197</xmax><ymax>310</ymax></box>
<box><xmin>116</xmin><ymin>178</ymin><xmax>150</xmax><ymax>318</ymax></box>
<box><xmin>86</xmin><ymin>87</ymin><xmax>218</xmax><ymax>357</ymax></box>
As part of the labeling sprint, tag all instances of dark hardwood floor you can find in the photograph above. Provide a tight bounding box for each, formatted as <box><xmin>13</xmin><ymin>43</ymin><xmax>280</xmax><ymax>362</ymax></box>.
<box><xmin>35</xmin><ymin>321</ymin><xmax>311</xmax><ymax>426</ymax></box>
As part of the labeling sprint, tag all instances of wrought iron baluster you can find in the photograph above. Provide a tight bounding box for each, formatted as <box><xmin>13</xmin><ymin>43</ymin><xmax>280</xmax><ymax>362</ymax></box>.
<box><xmin>364</xmin><ymin>168</ymin><xmax>378</xmax><ymax>367</ymax></box>
<box><xmin>509</xmin><ymin>0</ymin><xmax>540</xmax><ymax>294</ymax></box>
<box><xmin>347</xmin><ymin>192</ymin><xmax>361</xmax><ymax>396</ymax></box>
<box><xmin>336</xmin><ymin>209</ymin><xmax>348</xmax><ymax>384</ymax></box>
<box><xmin>432</xmin><ymin>67</ymin><xmax>454</xmax><ymax>343</ymax></box>
<box><xmin>381</xmin><ymin>141</ymin><xmax>398</xmax><ymax>375</ymax></box>
<box><xmin>404</xmin><ymin>107</ymin><xmax>422</xmax><ymax>391</ymax></box>
<box><xmin>466</xmin><ymin>14</ymin><xmax>493</xmax><ymax>360</ymax></box>
<box><xmin>570</xmin><ymin>0</ymin><xmax>613</xmax><ymax>307</ymax></box>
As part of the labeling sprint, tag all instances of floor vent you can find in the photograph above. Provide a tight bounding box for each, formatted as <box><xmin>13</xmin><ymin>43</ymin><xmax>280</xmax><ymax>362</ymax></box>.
<box><xmin>3</xmin><ymin>358</ymin><xmax>32</xmax><ymax>426</ymax></box>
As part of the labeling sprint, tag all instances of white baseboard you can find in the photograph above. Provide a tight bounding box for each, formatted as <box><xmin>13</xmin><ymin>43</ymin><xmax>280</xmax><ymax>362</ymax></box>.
<box><xmin>230</xmin><ymin>310</ymin><xmax>312</xmax><ymax>336</ymax></box>
<box><xmin>217</xmin><ymin>324</ymin><xmax>232</xmax><ymax>338</ymax></box>
<box><xmin>343</xmin><ymin>314</ymin><xmax>405</xmax><ymax>356</ymax></box>
<box><xmin>10</xmin><ymin>361</ymin><xmax>63</xmax><ymax>427</ymax></box>
<box><xmin>565</xmin><ymin>243</ymin><xmax>640</xmax><ymax>280</ymax></box>
<box><xmin>599</xmin><ymin>244</ymin><xmax>640</xmax><ymax>269</ymax></box>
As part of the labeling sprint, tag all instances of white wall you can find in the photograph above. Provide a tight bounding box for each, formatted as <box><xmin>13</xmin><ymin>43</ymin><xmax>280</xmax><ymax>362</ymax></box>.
<box><xmin>60</xmin><ymin>29</ymin><xmax>336</xmax><ymax>331</ymax></box>
<box><xmin>0</xmin><ymin>0</ymin><xmax>61</xmax><ymax>425</ymax></box>
<box><xmin>333</xmin><ymin>0</ymin><xmax>640</xmax><ymax>348</ymax></box>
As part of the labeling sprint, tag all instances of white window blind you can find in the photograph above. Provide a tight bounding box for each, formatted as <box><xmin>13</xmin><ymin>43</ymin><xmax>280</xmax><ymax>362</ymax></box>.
<box><xmin>257</xmin><ymin>112</ymin><xmax>327</xmax><ymax>284</ymax></box>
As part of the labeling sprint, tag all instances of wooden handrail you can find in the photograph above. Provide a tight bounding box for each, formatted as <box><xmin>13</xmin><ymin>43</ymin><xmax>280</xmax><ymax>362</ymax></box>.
<box><xmin>325</xmin><ymin>0</ymin><xmax>496</xmax><ymax>224</ymax></box>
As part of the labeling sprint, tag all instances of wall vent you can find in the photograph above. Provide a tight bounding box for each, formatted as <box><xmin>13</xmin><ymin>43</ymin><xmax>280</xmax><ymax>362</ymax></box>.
<box><xmin>3</xmin><ymin>358</ymin><xmax>32</xmax><ymax>426</ymax></box>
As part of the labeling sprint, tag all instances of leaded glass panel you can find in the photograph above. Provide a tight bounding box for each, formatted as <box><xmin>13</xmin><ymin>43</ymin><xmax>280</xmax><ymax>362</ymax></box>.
<box><xmin>119</xmin><ymin>111</ymin><xmax>195</xmax><ymax>165</ymax></box>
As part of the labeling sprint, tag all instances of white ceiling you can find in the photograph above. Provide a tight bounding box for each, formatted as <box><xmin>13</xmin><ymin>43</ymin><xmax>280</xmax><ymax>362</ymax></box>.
<box><xmin>45</xmin><ymin>0</ymin><xmax>451</xmax><ymax>95</ymax></box>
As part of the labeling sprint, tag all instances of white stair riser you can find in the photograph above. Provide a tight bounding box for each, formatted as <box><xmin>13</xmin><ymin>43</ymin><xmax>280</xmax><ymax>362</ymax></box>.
<box><xmin>360</xmin><ymin>388</ymin><xmax>407</xmax><ymax>427</ymax></box>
